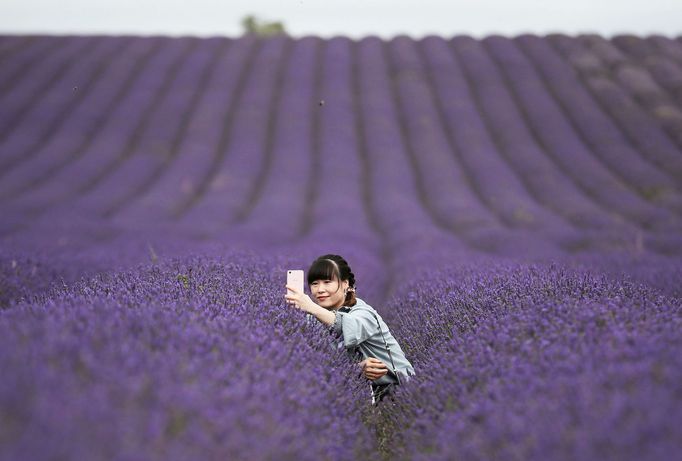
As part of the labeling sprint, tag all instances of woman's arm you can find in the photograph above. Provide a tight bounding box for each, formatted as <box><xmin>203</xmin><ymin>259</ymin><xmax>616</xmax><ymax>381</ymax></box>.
<box><xmin>284</xmin><ymin>286</ymin><xmax>379</xmax><ymax>346</ymax></box>
<box><xmin>306</xmin><ymin>302</ymin><xmax>336</xmax><ymax>326</ymax></box>
<box><xmin>359</xmin><ymin>357</ymin><xmax>389</xmax><ymax>380</ymax></box>
<box><xmin>284</xmin><ymin>284</ymin><xmax>335</xmax><ymax>326</ymax></box>
<box><xmin>331</xmin><ymin>307</ymin><xmax>377</xmax><ymax>347</ymax></box>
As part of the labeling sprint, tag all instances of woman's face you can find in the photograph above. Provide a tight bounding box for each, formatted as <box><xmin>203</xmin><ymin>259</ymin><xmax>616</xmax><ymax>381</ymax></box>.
<box><xmin>310</xmin><ymin>276</ymin><xmax>349</xmax><ymax>309</ymax></box>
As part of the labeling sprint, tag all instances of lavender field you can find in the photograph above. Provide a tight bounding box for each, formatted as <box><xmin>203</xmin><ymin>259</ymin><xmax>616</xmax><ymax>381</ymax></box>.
<box><xmin>1</xmin><ymin>33</ymin><xmax>681</xmax><ymax>460</ymax></box>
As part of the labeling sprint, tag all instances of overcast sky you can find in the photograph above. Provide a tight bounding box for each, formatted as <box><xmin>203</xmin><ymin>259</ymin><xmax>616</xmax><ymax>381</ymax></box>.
<box><xmin>2</xmin><ymin>0</ymin><xmax>681</xmax><ymax>38</ymax></box>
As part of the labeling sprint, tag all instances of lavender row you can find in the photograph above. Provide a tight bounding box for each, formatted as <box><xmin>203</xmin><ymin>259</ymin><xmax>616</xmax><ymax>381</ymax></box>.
<box><xmin>481</xmin><ymin>37</ymin><xmax>629</xmax><ymax>231</ymax></box>
<box><xmin>516</xmin><ymin>35</ymin><xmax>682</xmax><ymax>233</ymax></box>
<box><xmin>379</xmin><ymin>260</ymin><xmax>682</xmax><ymax>460</ymax></box>
<box><xmin>215</xmin><ymin>37</ymin><xmax>319</xmax><ymax>246</ymax></box>
<box><xmin>353</xmin><ymin>37</ymin><xmax>478</xmax><ymax>268</ymax></box>
<box><xmin>3</xmin><ymin>249</ymin><xmax>680</xmax><ymax>460</ymax></box>
<box><xmin>0</xmin><ymin>38</ymin><xmax>157</xmax><ymax>210</ymax></box>
<box><xmin>548</xmin><ymin>35</ymin><xmax>682</xmax><ymax>211</ymax></box>
<box><xmin>1</xmin><ymin>35</ymin><xmax>681</xmax><ymax>259</ymax></box>
<box><xmin>0</xmin><ymin>37</ymin><xmax>128</xmax><ymax>189</ymax></box>
<box><xmin>606</xmin><ymin>36</ymin><xmax>682</xmax><ymax>155</ymax></box>
<box><xmin>481</xmin><ymin>36</ymin><xmax>671</xmax><ymax>253</ymax></box>
<box><xmin>387</xmin><ymin>36</ymin><xmax>569</xmax><ymax>257</ymax></box>
<box><xmin>70</xmin><ymin>38</ymin><xmax>222</xmax><ymax>220</ymax></box>
<box><xmin>0</xmin><ymin>36</ymin><xmax>93</xmax><ymax>155</ymax></box>
<box><xmin>114</xmin><ymin>37</ymin><xmax>258</xmax><ymax>227</ymax></box>
<box><xmin>1</xmin><ymin>37</ymin><xmax>184</xmax><ymax>225</ymax></box>
<box><xmin>575</xmin><ymin>35</ymin><xmax>682</xmax><ymax>181</ymax></box>
<box><xmin>383</xmin><ymin>37</ymin><xmax>502</xmax><ymax>240</ymax></box>
<box><xmin>448</xmin><ymin>37</ymin><xmax>572</xmax><ymax>237</ymax></box>
<box><xmin>0</xmin><ymin>252</ymin><xmax>376</xmax><ymax>461</ymax></box>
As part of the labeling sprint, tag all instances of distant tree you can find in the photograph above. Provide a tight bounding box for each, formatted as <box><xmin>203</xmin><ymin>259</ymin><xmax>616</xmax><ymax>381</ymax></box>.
<box><xmin>241</xmin><ymin>15</ymin><xmax>287</xmax><ymax>37</ymax></box>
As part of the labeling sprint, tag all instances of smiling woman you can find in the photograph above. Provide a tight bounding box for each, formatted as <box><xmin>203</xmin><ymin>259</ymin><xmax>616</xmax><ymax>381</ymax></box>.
<box><xmin>284</xmin><ymin>254</ymin><xmax>415</xmax><ymax>405</ymax></box>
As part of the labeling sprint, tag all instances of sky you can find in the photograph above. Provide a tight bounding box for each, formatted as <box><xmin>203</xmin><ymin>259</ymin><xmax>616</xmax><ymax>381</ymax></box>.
<box><xmin>1</xmin><ymin>0</ymin><xmax>681</xmax><ymax>38</ymax></box>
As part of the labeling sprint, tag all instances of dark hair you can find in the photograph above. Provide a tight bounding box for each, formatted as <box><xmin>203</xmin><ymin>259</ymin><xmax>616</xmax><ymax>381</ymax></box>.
<box><xmin>306</xmin><ymin>254</ymin><xmax>357</xmax><ymax>307</ymax></box>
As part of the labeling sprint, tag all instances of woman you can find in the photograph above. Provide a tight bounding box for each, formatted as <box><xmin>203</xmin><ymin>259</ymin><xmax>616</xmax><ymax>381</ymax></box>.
<box><xmin>284</xmin><ymin>254</ymin><xmax>415</xmax><ymax>404</ymax></box>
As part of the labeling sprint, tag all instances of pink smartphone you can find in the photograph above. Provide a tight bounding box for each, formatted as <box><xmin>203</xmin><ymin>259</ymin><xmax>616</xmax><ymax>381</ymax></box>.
<box><xmin>287</xmin><ymin>270</ymin><xmax>304</xmax><ymax>294</ymax></box>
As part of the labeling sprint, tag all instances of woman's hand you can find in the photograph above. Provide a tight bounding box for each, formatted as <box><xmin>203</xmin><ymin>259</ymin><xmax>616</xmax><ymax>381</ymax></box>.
<box><xmin>284</xmin><ymin>284</ymin><xmax>317</xmax><ymax>313</ymax></box>
<box><xmin>358</xmin><ymin>357</ymin><xmax>388</xmax><ymax>381</ymax></box>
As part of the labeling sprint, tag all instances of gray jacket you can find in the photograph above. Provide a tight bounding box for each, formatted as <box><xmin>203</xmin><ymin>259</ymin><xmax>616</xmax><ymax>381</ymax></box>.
<box><xmin>328</xmin><ymin>297</ymin><xmax>415</xmax><ymax>386</ymax></box>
